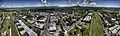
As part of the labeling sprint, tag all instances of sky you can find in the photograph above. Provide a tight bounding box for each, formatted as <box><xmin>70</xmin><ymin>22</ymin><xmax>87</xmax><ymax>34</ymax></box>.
<box><xmin>0</xmin><ymin>0</ymin><xmax>120</xmax><ymax>8</ymax></box>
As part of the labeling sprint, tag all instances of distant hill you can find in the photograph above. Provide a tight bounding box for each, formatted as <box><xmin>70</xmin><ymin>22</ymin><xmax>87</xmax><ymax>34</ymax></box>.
<box><xmin>0</xmin><ymin>6</ymin><xmax>120</xmax><ymax>10</ymax></box>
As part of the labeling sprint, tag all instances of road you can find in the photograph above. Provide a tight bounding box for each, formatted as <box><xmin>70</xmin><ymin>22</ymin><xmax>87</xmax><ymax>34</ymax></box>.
<box><xmin>67</xmin><ymin>12</ymin><xmax>88</xmax><ymax>32</ymax></box>
<box><xmin>18</xmin><ymin>20</ymin><xmax>37</xmax><ymax>36</ymax></box>
<box><xmin>10</xmin><ymin>13</ymin><xmax>21</xmax><ymax>36</ymax></box>
<box><xmin>44</xmin><ymin>13</ymin><xmax>50</xmax><ymax>36</ymax></box>
<box><xmin>99</xmin><ymin>13</ymin><xmax>111</xmax><ymax>36</ymax></box>
<box><xmin>13</xmin><ymin>13</ymin><xmax>37</xmax><ymax>36</ymax></box>
<box><xmin>59</xmin><ymin>14</ymin><xmax>67</xmax><ymax>30</ymax></box>
<box><xmin>58</xmin><ymin>13</ymin><xmax>68</xmax><ymax>36</ymax></box>
<box><xmin>67</xmin><ymin>17</ymin><xmax>83</xmax><ymax>32</ymax></box>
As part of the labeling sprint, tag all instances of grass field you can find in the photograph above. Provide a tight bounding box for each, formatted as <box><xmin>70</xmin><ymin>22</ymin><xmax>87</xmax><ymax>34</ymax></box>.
<box><xmin>82</xmin><ymin>23</ymin><xmax>90</xmax><ymax>36</ymax></box>
<box><xmin>10</xmin><ymin>14</ymin><xmax>19</xmax><ymax>36</ymax></box>
<box><xmin>89</xmin><ymin>12</ymin><xmax>104</xmax><ymax>36</ymax></box>
<box><xmin>0</xmin><ymin>13</ymin><xmax>9</xmax><ymax>33</ymax></box>
<box><xmin>0</xmin><ymin>13</ymin><xmax>19</xmax><ymax>36</ymax></box>
<box><xmin>1</xmin><ymin>19</ymin><xmax>11</xmax><ymax>33</ymax></box>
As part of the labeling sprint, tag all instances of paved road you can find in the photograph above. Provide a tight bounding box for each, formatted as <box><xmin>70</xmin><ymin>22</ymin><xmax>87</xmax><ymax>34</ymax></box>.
<box><xmin>60</xmin><ymin>17</ymin><xmax>67</xmax><ymax>30</ymax></box>
<box><xmin>67</xmin><ymin>17</ymin><xmax>83</xmax><ymax>32</ymax></box>
<box><xmin>44</xmin><ymin>13</ymin><xmax>50</xmax><ymax>36</ymax></box>
<box><xmin>10</xmin><ymin>13</ymin><xmax>20</xmax><ymax>36</ymax></box>
<box><xmin>13</xmin><ymin>14</ymin><xmax>37</xmax><ymax>36</ymax></box>
<box><xmin>58</xmin><ymin>13</ymin><xmax>68</xmax><ymax>30</ymax></box>
<box><xmin>18</xmin><ymin>20</ymin><xmax>37</xmax><ymax>36</ymax></box>
<box><xmin>67</xmin><ymin>12</ymin><xmax>87</xmax><ymax>32</ymax></box>
<box><xmin>99</xmin><ymin>13</ymin><xmax>111</xmax><ymax>36</ymax></box>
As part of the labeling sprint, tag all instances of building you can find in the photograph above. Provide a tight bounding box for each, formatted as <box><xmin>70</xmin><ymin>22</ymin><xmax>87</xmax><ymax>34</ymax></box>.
<box><xmin>108</xmin><ymin>25</ymin><xmax>120</xmax><ymax>36</ymax></box>
<box><xmin>49</xmin><ymin>22</ymin><xmax>56</xmax><ymax>33</ymax></box>
<box><xmin>82</xmin><ymin>16</ymin><xmax>91</xmax><ymax>22</ymax></box>
<box><xmin>34</xmin><ymin>21</ymin><xmax>45</xmax><ymax>29</ymax></box>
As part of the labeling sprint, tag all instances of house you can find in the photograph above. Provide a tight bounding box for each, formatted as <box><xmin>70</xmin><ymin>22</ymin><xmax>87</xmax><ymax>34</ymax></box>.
<box><xmin>82</xmin><ymin>16</ymin><xmax>91</xmax><ymax>22</ymax></box>
<box><xmin>108</xmin><ymin>25</ymin><xmax>118</xmax><ymax>31</ymax></box>
<box><xmin>34</xmin><ymin>21</ymin><xmax>45</xmax><ymax>29</ymax></box>
<box><xmin>49</xmin><ymin>22</ymin><xmax>56</xmax><ymax>33</ymax></box>
<box><xmin>108</xmin><ymin>25</ymin><xmax>120</xmax><ymax>35</ymax></box>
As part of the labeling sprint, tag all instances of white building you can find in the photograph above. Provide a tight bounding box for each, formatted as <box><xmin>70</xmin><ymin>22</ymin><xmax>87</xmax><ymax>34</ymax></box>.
<box><xmin>108</xmin><ymin>25</ymin><xmax>120</xmax><ymax>35</ymax></box>
<box><xmin>83</xmin><ymin>16</ymin><xmax>91</xmax><ymax>22</ymax></box>
<box><xmin>35</xmin><ymin>22</ymin><xmax>45</xmax><ymax>29</ymax></box>
<box><xmin>108</xmin><ymin>25</ymin><xmax>118</xmax><ymax>31</ymax></box>
<box><xmin>49</xmin><ymin>22</ymin><xmax>56</xmax><ymax>33</ymax></box>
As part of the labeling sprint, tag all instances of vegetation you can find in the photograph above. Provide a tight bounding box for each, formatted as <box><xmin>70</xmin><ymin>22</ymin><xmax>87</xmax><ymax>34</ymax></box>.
<box><xmin>10</xmin><ymin>14</ymin><xmax>19</xmax><ymax>36</ymax></box>
<box><xmin>0</xmin><ymin>13</ymin><xmax>10</xmax><ymax>33</ymax></box>
<box><xmin>1</xmin><ymin>19</ymin><xmax>11</xmax><ymax>33</ymax></box>
<box><xmin>35</xmin><ymin>28</ymin><xmax>41</xmax><ymax>36</ymax></box>
<box><xmin>90</xmin><ymin>11</ymin><xmax>104</xmax><ymax>36</ymax></box>
<box><xmin>82</xmin><ymin>23</ymin><xmax>90</xmax><ymax>36</ymax></box>
<box><xmin>69</xmin><ymin>26</ymin><xmax>80</xmax><ymax>36</ymax></box>
<box><xmin>59</xmin><ymin>31</ymin><xmax>64</xmax><ymax>36</ymax></box>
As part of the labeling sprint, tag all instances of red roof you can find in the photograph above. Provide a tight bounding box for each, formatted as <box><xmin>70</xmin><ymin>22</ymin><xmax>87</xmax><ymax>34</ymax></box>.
<box><xmin>79</xmin><ymin>32</ymin><xmax>82</xmax><ymax>36</ymax></box>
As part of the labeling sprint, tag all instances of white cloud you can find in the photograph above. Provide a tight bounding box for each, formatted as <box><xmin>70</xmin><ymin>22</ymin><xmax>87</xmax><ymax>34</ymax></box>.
<box><xmin>68</xmin><ymin>1</ymin><xmax>72</xmax><ymax>2</ymax></box>
<box><xmin>41</xmin><ymin>0</ymin><xmax>47</xmax><ymax>4</ymax></box>
<box><xmin>1</xmin><ymin>4</ymin><xmax>5</xmax><ymax>6</ymax></box>
<box><xmin>89</xmin><ymin>2</ymin><xmax>97</xmax><ymax>7</ymax></box>
<box><xmin>58</xmin><ymin>4</ymin><xmax>74</xmax><ymax>7</ymax></box>
<box><xmin>97</xmin><ymin>5</ymin><xmax>120</xmax><ymax>7</ymax></box>
<box><xmin>72</xmin><ymin>3</ymin><xmax>77</xmax><ymax>6</ymax></box>
<box><xmin>4</xmin><ymin>3</ymin><xmax>7</xmax><ymax>4</ymax></box>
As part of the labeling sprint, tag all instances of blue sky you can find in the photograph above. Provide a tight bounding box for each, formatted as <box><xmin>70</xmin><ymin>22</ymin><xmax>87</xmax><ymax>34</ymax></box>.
<box><xmin>0</xmin><ymin>0</ymin><xmax>120</xmax><ymax>7</ymax></box>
